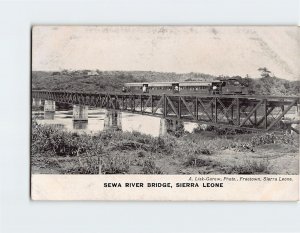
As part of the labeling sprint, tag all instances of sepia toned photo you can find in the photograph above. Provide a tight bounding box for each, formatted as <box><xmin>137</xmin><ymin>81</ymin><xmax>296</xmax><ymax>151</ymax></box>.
<box><xmin>31</xmin><ymin>26</ymin><xmax>299</xmax><ymax>200</ymax></box>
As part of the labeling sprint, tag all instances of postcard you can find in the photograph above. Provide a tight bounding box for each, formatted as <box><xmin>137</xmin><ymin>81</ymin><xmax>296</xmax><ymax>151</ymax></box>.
<box><xmin>31</xmin><ymin>26</ymin><xmax>299</xmax><ymax>200</ymax></box>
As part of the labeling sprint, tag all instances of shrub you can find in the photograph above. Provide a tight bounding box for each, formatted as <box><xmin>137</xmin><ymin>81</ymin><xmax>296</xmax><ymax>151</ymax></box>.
<box><xmin>100</xmin><ymin>154</ymin><xmax>130</xmax><ymax>174</ymax></box>
<box><xmin>137</xmin><ymin>150</ymin><xmax>146</xmax><ymax>157</ymax></box>
<box><xmin>250</xmin><ymin>133</ymin><xmax>297</xmax><ymax>146</ymax></box>
<box><xmin>228</xmin><ymin>141</ymin><xmax>254</xmax><ymax>152</ymax></box>
<box><xmin>167</xmin><ymin>124</ymin><xmax>185</xmax><ymax>137</ymax></box>
<box><xmin>142</xmin><ymin>158</ymin><xmax>163</xmax><ymax>174</ymax></box>
<box><xmin>213</xmin><ymin>127</ymin><xmax>250</xmax><ymax>135</ymax></box>
<box><xmin>193</xmin><ymin>124</ymin><xmax>217</xmax><ymax>133</ymax></box>
<box><xmin>184</xmin><ymin>155</ymin><xmax>217</xmax><ymax>167</ymax></box>
<box><xmin>193</xmin><ymin>124</ymin><xmax>250</xmax><ymax>135</ymax></box>
<box><xmin>67</xmin><ymin>156</ymin><xmax>99</xmax><ymax>174</ymax></box>
<box><xmin>99</xmin><ymin>130</ymin><xmax>176</xmax><ymax>154</ymax></box>
<box><xmin>31</xmin><ymin>121</ymin><xmax>103</xmax><ymax>156</ymax></box>
<box><xmin>192</xmin><ymin>147</ymin><xmax>212</xmax><ymax>155</ymax></box>
<box><xmin>225</xmin><ymin>159</ymin><xmax>270</xmax><ymax>174</ymax></box>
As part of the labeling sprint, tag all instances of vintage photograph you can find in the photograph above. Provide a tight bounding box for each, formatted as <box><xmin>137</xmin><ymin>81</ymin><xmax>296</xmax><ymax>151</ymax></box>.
<box><xmin>31</xmin><ymin>26</ymin><xmax>299</xmax><ymax>176</ymax></box>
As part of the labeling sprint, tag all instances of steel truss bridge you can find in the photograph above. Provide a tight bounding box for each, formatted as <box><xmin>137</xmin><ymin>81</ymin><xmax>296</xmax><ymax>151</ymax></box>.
<box><xmin>32</xmin><ymin>90</ymin><xmax>300</xmax><ymax>134</ymax></box>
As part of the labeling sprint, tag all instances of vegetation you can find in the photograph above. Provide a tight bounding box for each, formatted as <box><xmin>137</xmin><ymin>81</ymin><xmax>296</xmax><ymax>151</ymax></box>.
<box><xmin>226</xmin><ymin>159</ymin><xmax>270</xmax><ymax>174</ymax></box>
<box><xmin>141</xmin><ymin>158</ymin><xmax>163</xmax><ymax>174</ymax></box>
<box><xmin>31</xmin><ymin>120</ymin><xmax>299</xmax><ymax>175</ymax></box>
<box><xmin>32</xmin><ymin>69</ymin><xmax>300</xmax><ymax>96</ymax></box>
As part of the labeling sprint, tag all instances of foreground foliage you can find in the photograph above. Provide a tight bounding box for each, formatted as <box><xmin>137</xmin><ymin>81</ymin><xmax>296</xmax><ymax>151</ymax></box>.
<box><xmin>31</xmin><ymin>120</ymin><xmax>299</xmax><ymax>175</ymax></box>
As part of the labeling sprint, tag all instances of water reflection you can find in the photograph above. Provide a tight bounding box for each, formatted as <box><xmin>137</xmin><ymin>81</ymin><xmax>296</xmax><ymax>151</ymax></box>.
<box><xmin>44</xmin><ymin>111</ymin><xmax>55</xmax><ymax>120</ymax></box>
<box><xmin>73</xmin><ymin>121</ymin><xmax>88</xmax><ymax>130</ymax></box>
<box><xmin>33</xmin><ymin>108</ymin><xmax>198</xmax><ymax>137</ymax></box>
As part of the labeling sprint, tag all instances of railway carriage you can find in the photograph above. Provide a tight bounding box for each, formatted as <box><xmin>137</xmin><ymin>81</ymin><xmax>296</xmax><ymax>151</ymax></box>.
<box><xmin>148</xmin><ymin>82</ymin><xmax>178</xmax><ymax>94</ymax></box>
<box><xmin>178</xmin><ymin>81</ymin><xmax>212</xmax><ymax>94</ymax></box>
<box><xmin>124</xmin><ymin>82</ymin><xmax>177</xmax><ymax>94</ymax></box>
<box><xmin>123</xmin><ymin>83</ymin><xmax>145</xmax><ymax>94</ymax></box>
<box><xmin>123</xmin><ymin>78</ymin><xmax>249</xmax><ymax>95</ymax></box>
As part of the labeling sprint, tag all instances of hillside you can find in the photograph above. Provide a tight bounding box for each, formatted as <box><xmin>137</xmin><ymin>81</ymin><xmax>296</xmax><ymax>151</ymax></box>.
<box><xmin>32</xmin><ymin>70</ymin><xmax>299</xmax><ymax>96</ymax></box>
<box><xmin>31</xmin><ymin>70</ymin><xmax>217</xmax><ymax>92</ymax></box>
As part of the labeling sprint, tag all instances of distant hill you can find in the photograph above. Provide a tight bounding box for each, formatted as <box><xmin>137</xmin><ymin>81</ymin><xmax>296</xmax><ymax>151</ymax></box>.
<box><xmin>32</xmin><ymin>70</ymin><xmax>299</xmax><ymax>96</ymax></box>
<box><xmin>32</xmin><ymin>70</ymin><xmax>217</xmax><ymax>92</ymax></box>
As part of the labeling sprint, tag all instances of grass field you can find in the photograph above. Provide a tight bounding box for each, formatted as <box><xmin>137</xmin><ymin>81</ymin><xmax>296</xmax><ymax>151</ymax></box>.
<box><xmin>31</xmin><ymin>120</ymin><xmax>299</xmax><ymax>175</ymax></box>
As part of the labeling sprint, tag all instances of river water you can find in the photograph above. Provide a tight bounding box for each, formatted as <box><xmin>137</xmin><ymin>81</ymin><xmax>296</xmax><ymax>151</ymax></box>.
<box><xmin>33</xmin><ymin>108</ymin><xmax>199</xmax><ymax>137</ymax></box>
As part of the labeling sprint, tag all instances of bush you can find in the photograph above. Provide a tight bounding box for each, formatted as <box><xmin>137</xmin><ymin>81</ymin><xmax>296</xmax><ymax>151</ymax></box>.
<box><xmin>100</xmin><ymin>154</ymin><xmax>130</xmax><ymax>174</ymax></box>
<box><xmin>184</xmin><ymin>155</ymin><xmax>217</xmax><ymax>167</ymax></box>
<box><xmin>250</xmin><ymin>133</ymin><xmax>297</xmax><ymax>146</ymax></box>
<box><xmin>224</xmin><ymin>159</ymin><xmax>270</xmax><ymax>174</ymax></box>
<box><xmin>100</xmin><ymin>130</ymin><xmax>176</xmax><ymax>154</ymax></box>
<box><xmin>228</xmin><ymin>141</ymin><xmax>254</xmax><ymax>152</ymax></box>
<box><xmin>193</xmin><ymin>124</ymin><xmax>216</xmax><ymax>133</ymax></box>
<box><xmin>67</xmin><ymin>156</ymin><xmax>99</xmax><ymax>174</ymax></box>
<box><xmin>142</xmin><ymin>158</ymin><xmax>163</xmax><ymax>174</ymax></box>
<box><xmin>193</xmin><ymin>124</ymin><xmax>250</xmax><ymax>135</ymax></box>
<box><xmin>213</xmin><ymin>127</ymin><xmax>250</xmax><ymax>135</ymax></box>
<box><xmin>31</xmin><ymin>120</ymin><xmax>103</xmax><ymax>157</ymax></box>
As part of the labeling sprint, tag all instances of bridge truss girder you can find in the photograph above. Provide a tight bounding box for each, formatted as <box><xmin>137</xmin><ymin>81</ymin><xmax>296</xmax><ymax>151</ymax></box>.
<box><xmin>32</xmin><ymin>91</ymin><xmax>299</xmax><ymax>133</ymax></box>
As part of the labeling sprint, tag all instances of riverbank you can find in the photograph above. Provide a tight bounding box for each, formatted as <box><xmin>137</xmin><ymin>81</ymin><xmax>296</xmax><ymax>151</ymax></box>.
<box><xmin>31</xmin><ymin>121</ymin><xmax>299</xmax><ymax>175</ymax></box>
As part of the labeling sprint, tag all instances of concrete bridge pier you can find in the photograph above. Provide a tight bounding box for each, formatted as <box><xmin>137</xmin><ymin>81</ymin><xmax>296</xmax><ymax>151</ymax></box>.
<box><xmin>44</xmin><ymin>100</ymin><xmax>55</xmax><ymax>112</ymax></box>
<box><xmin>73</xmin><ymin>105</ymin><xmax>88</xmax><ymax>121</ymax></box>
<box><xmin>159</xmin><ymin>118</ymin><xmax>184</xmax><ymax>136</ymax></box>
<box><xmin>72</xmin><ymin>105</ymin><xmax>88</xmax><ymax>130</ymax></box>
<box><xmin>44</xmin><ymin>100</ymin><xmax>55</xmax><ymax>120</ymax></box>
<box><xmin>104</xmin><ymin>110</ymin><xmax>122</xmax><ymax>131</ymax></box>
<box><xmin>159</xmin><ymin>118</ymin><xmax>168</xmax><ymax>136</ymax></box>
<box><xmin>32</xmin><ymin>98</ymin><xmax>42</xmax><ymax>107</ymax></box>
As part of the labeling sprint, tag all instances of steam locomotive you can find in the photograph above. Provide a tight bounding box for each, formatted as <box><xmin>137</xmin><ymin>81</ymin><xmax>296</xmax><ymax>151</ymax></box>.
<box><xmin>122</xmin><ymin>78</ymin><xmax>249</xmax><ymax>95</ymax></box>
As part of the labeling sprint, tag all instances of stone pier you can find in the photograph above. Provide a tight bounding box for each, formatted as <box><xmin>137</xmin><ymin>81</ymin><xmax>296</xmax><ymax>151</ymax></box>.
<box><xmin>44</xmin><ymin>100</ymin><xmax>55</xmax><ymax>112</ymax></box>
<box><xmin>44</xmin><ymin>100</ymin><xmax>55</xmax><ymax>120</ymax></box>
<box><xmin>73</xmin><ymin>105</ymin><xmax>88</xmax><ymax>121</ymax></box>
<box><xmin>159</xmin><ymin>118</ymin><xmax>168</xmax><ymax>136</ymax></box>
<box><xmin>159</xmin><ymin>118</ymin><xmax>184</xmax><ymax>136</ymax></box>
<box><xmin>32</xmin><ymin>98</ymin><xmax>42</xmax><ymax>107</ymax></box>
<box><xmin>103</xmin><ymin>110</ymin><xmax>122</xmax><ymax>131</ymax></box>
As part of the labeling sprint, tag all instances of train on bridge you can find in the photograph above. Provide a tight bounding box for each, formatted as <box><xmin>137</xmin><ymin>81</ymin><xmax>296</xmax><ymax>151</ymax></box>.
<box><xmin>123</xmin><ymin>78</ymin><xmax>250</xmax><ymax>95</ymax></box>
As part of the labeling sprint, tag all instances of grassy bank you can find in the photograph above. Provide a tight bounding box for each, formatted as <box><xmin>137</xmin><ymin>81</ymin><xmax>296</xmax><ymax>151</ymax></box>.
<box><xmin>31</xmin><ymin>121</ymin><xmax>299</xmax><ymax>175</ymax></box>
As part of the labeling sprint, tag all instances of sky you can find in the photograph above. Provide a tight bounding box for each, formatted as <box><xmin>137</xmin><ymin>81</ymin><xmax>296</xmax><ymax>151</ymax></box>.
<box><xmin>32</xmin><ymin>26</ymin><xmax>299</xmax><ymax>80</ymax></box>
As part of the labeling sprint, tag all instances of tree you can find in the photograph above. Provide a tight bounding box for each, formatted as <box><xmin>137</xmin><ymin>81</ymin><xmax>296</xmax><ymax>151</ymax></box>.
<box><xmin>258</xmin><ymin>67</ymin><xmax>271</xmax><ymax>78</ymax></box>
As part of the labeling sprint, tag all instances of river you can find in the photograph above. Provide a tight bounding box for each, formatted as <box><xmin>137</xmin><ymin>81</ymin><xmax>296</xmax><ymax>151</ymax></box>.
<box><xmin>32</xmin><ymin>108</ymin><xmax>199</xmax><ymax>137</ymax></box>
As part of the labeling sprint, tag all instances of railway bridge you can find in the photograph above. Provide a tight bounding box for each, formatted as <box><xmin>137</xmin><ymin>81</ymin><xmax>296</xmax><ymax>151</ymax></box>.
<box><xmin>32</xmin><ymin>90</ymin><xmax>300</xmax><ymax>134</ymax></box>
